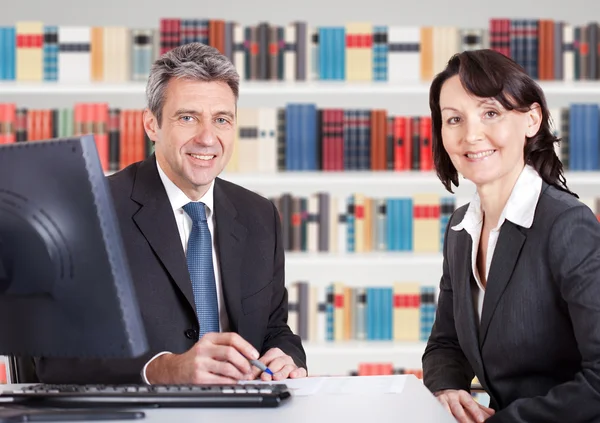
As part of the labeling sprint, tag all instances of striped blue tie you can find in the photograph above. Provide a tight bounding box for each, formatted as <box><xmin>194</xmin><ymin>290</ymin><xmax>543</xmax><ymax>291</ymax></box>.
<box><xmin>182</xmin><ymin>202</ymin><xmax>219</xmax><ymax>339</ymax></box>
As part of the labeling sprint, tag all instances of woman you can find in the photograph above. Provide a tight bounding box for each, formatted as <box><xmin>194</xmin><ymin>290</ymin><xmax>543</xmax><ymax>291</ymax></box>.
<box><xmin>422</xmin><ymin>49</ymin><xmax>600</xmax><ymax>423</ymax></box>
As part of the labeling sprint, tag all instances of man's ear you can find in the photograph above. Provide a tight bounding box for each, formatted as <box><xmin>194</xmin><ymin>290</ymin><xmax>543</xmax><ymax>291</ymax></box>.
<box><xmin>143</xmin><ymin>109</ymin><xmax>160</xmax><ymax>142</ymax></box>
<box><xmin>526</xmin><ymin>103</ymin><xmax>543</xmax><ymax>138</ymax></box>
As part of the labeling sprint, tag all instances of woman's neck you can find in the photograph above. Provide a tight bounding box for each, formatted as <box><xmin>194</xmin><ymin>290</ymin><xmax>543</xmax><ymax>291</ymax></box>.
<box><xmin>477</xmin><ymin>164</ymin><xmax>525</xmax><ymax>229</ymax></box>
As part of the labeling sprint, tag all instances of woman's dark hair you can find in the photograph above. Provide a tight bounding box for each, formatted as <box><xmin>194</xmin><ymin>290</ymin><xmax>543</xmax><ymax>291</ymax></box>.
<box><xmin>429</xmin><ymin>49</ymin><xmax>576</xmax><ymax>197</ymax></box>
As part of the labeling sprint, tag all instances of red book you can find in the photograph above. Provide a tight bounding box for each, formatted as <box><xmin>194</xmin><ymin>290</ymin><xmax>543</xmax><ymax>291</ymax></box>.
<box><xmin>419</xmin><ymin>116</ymin><xmax>433</xmax><ymax>171</ymax></box>
<box><xmin>393</xmin><ymin>116</ymin><xmax>408</xmax><ymax>171</ymax></box>
<box><xmin>0</xmin><ymin>104</ymin><xmax>5</xmax><ymax>144</ymax></box>
<box><xmin>6</xmin><ymin>104</ymin><xmax>16</xmax><ymax>144</ymax></box>
<box><xmin>334</xmin><ymin>109</ymin><xmax>344</xmax><ymax>171</ymax></box>
<box><xmin>41</xmin><ymin>109</ymin><xmax>52</xmax><ymax>140</ymax></box>
<box><xmin>94</xmin><ymin>103</ymin><xmax>109</xmax><ymax>171</ymax></box>
<box><xmin>0</xmin><ymin>360</ymin><xmax>6</xmax><ymax>384</ymax></box>
<box><xmin>134</xmin><ymin>110</ymin><xmax>144</xmax><ymax>162</ymax></box>
<box><xmin>119</xmin><ymin>110</ymin><xmax>129</xmax><ymax>170</ymax></box>
<box><xmin>27</xmin><ymin>110</ymin><xmax>38</xmax><ymax>141</ymax></box>
<box><xmin>321</xmin><ymin>109</ymin><xmax>331</xmax><ymax>171</ymax></box>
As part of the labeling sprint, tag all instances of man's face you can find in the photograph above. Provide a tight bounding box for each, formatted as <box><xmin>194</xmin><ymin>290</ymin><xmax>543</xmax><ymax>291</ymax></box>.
<box><xmin>145</xmin><ymin>78</ymin><xmax>236</xmax><ymax>200</ymax></box>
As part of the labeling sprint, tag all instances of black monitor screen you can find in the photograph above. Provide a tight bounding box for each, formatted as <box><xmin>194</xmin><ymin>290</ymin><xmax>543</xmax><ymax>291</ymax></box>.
<box><xmin>0</xmin><ymin>136</ymin><xmax>148</xmax><ymax>359</ymax></box>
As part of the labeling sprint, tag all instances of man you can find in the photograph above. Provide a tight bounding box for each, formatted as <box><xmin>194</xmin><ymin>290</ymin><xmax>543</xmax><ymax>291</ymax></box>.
<box><xmin>35</xmin><ymin>42</ymin><xmax>306</xmax><ymax>384</ymax></box>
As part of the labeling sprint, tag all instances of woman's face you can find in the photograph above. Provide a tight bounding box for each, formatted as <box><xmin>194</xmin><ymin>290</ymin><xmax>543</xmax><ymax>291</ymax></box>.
<box><xmin>439</xmin><ymin>75</ymin><xmax>541</xmax><ymax>191</ymax></box>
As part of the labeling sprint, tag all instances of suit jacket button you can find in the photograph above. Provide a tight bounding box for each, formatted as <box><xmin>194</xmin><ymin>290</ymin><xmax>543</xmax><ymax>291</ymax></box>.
<box><xmin>184</xmin><ymin>329</ymin><xmax>198</xmax><ymax>339</ymax></box>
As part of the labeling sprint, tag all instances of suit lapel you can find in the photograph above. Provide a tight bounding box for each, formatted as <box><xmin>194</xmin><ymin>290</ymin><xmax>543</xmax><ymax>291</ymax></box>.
<box><xmin>213</xmin><ymin>179</ymin><xmax>248</xmax><ymax>332</ymax></box>
<box><xmin>130</xmin><ymin>156</ymin><xmax>196</xmax><ymax>311</ymax></box>
<box><xmin>454</xmin><ymin>232</ymin><xmax>485</xmax><ymax>375</ymax></box>
<box><xmin>479</xmin><ymin>222</ymin><xmax>526</xmax><ymax>346</ymax></box>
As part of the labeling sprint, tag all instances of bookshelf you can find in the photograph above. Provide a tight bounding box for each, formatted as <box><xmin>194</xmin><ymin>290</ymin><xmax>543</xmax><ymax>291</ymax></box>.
<box><xmin>3</xmin><ymin>1</ymin><xmax>600</xmax><ymax>384</ymax></box>
<box><xmin>4</xmin><ymin>98</ymin><xmax>600</xmax><ymax>381</ymax></box>
<box><xmin>5</xmin><ymin>80</ymin><xmax>600</xmax><ymax>95</ymax></box>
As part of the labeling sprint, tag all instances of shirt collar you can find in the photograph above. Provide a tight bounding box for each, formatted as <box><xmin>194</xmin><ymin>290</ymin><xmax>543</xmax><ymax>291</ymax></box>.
<box><xmin>156</xmin><ymin>159</ymin><xmax>215</xmax><ymax>219</ymax></box>
<box><xmin>451</xmin><ymin>164</ymin><xmax>542</xmax><ymax>233</ymax></box>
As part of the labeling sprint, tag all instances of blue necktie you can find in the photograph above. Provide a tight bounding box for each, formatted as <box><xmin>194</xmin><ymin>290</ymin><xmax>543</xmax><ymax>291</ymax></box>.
<box><xmin>182</xmin><ymin>202</ymin><xmax>219</xmax><ymax>339</ymax></box>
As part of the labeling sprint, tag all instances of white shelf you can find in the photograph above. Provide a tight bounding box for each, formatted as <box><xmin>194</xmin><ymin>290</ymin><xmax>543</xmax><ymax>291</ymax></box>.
<box><xmin>285</xmin><ymin>252</ymin><xmax>442</xmax><ymax>267</ymax></box>
<box><xmin>221</xmin><ymin>171</ymin><xmax>446</xmax><ymax>185</ymax></box>
<box><xmin>219</xmin><ymin>171</ymin><xmax>600</xmax><ymax>198</ymax></box>
<box><xmin>284</xmin><ymin>252</ymin><xmax>444</xmax><ymax>288</ymax></box>
<box><xmin>302</xmin><ymin>341</ymin><xmax>427</xmax><ymax>376</ymax></box>
<box><xmin>0</xmin><ymin>82</ymin><xmax>147</xmax><ymax>94</ymax></box>
<box><xmin>5</xmin><ymin>81</ymin><xmax>600</xmax><ymax>95</ymax></box>
<box><xmin>106</xmin><ymin>169</ymin><xmax>600</xmax><ymax>185</ymax></box>
<box><xmin>219</xmin><ymin>171</ymin><xmax>475</xmax><ymax>197</ymax></box>
<box><xmin>304</xmin><ymin>341</ymin><xmax>426</xmax><ymax>355</ymax></box>
<box><xmin>222</xmin><ymin>170</ymin><xmax>600</xmax><ymax>185</ymax></box>
<box><xmin>105</xmin><ymin>169</ymin><xmax>600</xmax><ymax>197</ymax></box>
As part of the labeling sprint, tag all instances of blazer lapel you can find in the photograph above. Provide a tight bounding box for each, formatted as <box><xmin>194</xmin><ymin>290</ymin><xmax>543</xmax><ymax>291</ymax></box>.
<box><xmin>479</xmin><ymin>222</ymin><xmax>526</xmax><ymax>346</ymax></box>
<box><xmin>213</xmin><ymin>179</ymin><xmax>248</xmax><ymax>332</ymax></box>
<box><xmin>130</xmin><ymin>156</ymin><xmax>196</xmax><ymax>311</ymax></box>
<box><xmin>454</xmin><ymin>232</ymin><xmax>485</xmax><ymax>376</ymax></box>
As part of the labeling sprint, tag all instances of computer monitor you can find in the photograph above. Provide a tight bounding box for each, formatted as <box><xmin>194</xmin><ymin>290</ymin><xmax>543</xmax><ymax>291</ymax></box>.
<box><xmin>0</xmin><ymin>135</ymin><xmax>149</xmax><ymax>361</ymax></box>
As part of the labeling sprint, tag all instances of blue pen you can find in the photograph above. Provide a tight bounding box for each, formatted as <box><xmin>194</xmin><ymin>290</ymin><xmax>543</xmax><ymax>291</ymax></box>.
<box><xmin>249</xmin><ymin>359</ymin><xmax>274</xmax><ymax>376</ymax></box>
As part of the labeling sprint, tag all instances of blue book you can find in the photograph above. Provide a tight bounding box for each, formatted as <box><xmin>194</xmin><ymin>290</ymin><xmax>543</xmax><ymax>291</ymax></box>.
<box><xmin>299</xmin><ymin>104</ymin><xmax>318</xmax><ymax>170</ymax></box>
<box><xmin>318</xmin><ymin>27</ymin><xmax>330</xmax><ymax>80</ymax></box>
<box><xmin>584</xmin><ymin>104</ymin><xmax>599</xmax><ymax>170</ymax></box>
<box><xmin>373</xmin><ymin>26</ymin><xmax>388</xmax><ymax>81</ymax></box>
<box><xmin>43</xmin><ymin>26</ymin><xmax>59</xmax><ymax>81</ymax></box>
<box><xmin>569</xmin><ymin>104</ymin><xmax>582</xmax><ymax>171</ymax></box>
<box><xmin>285</xmin><ymin>104</ymin><xmax>297</xmax><ymax>170</ymax></box>
<box><xmin>346</xmin><ymin>195</ymin><xmax>355</xmax><ymax>252</ymax></box>
<box><xmin>333</xmin><ymin>27</ymin><xmax>345</xmax><ymax>81</ymax></box>
<box><xmin>1</xmin><ymin>27</ymin><xmax>16</xmax><ymax>80</ymax></box>
<box><xmin>386</xmin><ymin>198</ymin><xmax>396</xmax><ymax>251</ymax></box>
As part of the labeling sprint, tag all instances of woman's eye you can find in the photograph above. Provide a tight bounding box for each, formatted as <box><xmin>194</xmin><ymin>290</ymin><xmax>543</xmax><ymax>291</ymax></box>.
<box><xmin>485</xmin><ymin>111</ymin><xmax>498</xmax><ymax>118</ymax></box>
<box><xmin>447</xmin><ymin>117</ymin><xmax>460</xmax><ymax>124</ymax></box>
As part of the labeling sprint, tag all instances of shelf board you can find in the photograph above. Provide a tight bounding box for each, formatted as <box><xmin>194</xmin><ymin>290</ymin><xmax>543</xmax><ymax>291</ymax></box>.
<box><xmin>303</xmin><ymin>341</ymin><xmax>426</xmax><ymax>355</ymax></box>
<box><xmin>220</xmin><ymin>171</ymin><xmax>600</xmax><ymax>186</ymax></box>
<box><xmin>285</xmin><ymin>252</ymin><xmax>442</xmax><ymax>266</ymax></box>
<box><xmin>0</xmin><ymin>82</ymin><xmax>148</xmax><ymax>94</ymax></box>
<box><xmin>5</xmin><ymin>81</ymin><xmax>600</xmax><ymax>95</ymax></box>
<box><xmin>104</xmin><ymin>171</ymin><xmax>600</xmax><ymax>199</ymax></box>
<box><xmin>105</xmin><ymin>170</ymin><xmax>600</xmax><ymax>184</ymax></box>
<box><xmin>220</xmin><ymin>171</ymin><xmax>445</xmax><ymax>185</ymax></box>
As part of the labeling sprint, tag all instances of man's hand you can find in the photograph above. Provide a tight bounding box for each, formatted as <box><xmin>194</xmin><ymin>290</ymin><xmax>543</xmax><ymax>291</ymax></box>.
<box><xmin>250</xmin><ymin>348</ymin><xmax>307</xmax><ymax>381</ymax></box>
<box><xmin>145</xmin><ymin>332</ymin><xmax>259</xmax><ymax>384</ymax></box>
<box><xmin>435</xmin><ymin>389</ymin><xmax>495</xmax><ymax>423</ymax></box>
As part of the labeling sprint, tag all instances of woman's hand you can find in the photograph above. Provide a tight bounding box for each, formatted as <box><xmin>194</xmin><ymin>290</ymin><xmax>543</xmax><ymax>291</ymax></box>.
<box><xmin>435</xmin><ymin>389</ymin><xmax>495</xmax><ymax>423</ymax></box>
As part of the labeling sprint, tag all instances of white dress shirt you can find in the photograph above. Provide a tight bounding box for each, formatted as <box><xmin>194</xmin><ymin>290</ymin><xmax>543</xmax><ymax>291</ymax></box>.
<box><xmin>450</xmin><ymin>164</ymin><xmax>543</xmax><ymax>323</ymax></box>
<box><xmin>141</xmin><ymin>162</ymin><xmax>228</xmax><ymax>383</ymax></box>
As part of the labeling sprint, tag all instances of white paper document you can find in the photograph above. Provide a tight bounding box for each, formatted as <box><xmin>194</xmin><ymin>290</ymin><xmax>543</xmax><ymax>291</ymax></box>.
<box><xmin>241</xmin><ymin>375</ymin><xmax>407</xmax><ymax>397</ymax></box>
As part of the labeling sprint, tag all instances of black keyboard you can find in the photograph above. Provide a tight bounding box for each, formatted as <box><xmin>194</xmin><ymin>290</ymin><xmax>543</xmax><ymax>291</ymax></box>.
<box><xmin>0</xmin><ymin>383</ymin><xmax>291</xmax><ymax>408</ymax></box>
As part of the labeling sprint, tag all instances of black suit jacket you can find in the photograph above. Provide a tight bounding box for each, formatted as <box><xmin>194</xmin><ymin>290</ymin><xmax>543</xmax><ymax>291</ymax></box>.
<box><xmin>35</xmin><ymin>155</ymin><xmax>306</xmax><ymax>383</ymax></box>
<box><xmin>423</xmin><ymin>183</ymin><xmax>600</xmax><ymax>423</ymax></box>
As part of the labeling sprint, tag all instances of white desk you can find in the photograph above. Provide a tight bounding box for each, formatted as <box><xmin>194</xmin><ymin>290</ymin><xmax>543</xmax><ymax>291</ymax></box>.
<box><xmin>0</xmin><ymin>375</ymin><xmax>456</xmax><ymax>423</ymax></box>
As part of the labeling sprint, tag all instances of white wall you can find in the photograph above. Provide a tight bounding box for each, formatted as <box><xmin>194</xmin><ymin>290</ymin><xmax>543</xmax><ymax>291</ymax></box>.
<box><xmin>0</xmin><ymin>0</ymin><xmax>597</xmax><ymax>27</ymax></box>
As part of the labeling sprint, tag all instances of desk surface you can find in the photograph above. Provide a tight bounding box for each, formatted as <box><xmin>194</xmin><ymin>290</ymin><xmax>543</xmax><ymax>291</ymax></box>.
<box><xmin>0</xmin><ymin>375</ymin><xmax>456</xmax><ymax>423</ymax></box>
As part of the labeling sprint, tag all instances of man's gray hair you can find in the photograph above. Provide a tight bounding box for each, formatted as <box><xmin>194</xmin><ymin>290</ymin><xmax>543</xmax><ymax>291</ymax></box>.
<box><xmin>146</xmin><ymin>42</ymin><xmax>239</xmax><ymax>127</ymax></box>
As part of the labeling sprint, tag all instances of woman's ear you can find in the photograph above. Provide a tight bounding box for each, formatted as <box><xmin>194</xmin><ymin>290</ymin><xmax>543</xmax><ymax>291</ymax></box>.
<box><xmin>526</xmin><ymin>103</ymin><xmax>543</xmax><ymax>137</ymax></box>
